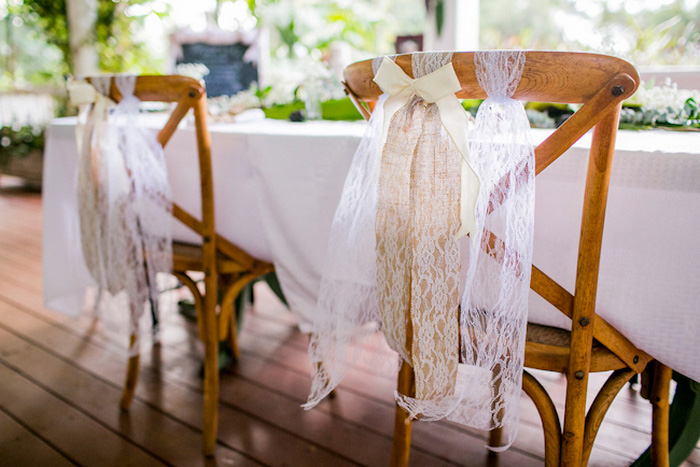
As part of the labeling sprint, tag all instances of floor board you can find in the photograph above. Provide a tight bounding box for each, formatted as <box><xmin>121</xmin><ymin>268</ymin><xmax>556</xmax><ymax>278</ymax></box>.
<box><xmin>0</xmin><ymin>407</ymin><xmax>74</xmax><ymax>466</ymax></box>
<box><xmin>1</xmin><ymin>178</ymin><xmax>698</xmax><ymax>466</ymax></box>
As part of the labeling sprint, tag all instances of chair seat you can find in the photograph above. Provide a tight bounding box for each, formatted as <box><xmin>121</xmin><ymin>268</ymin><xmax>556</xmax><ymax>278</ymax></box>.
<box><xmin>172</xmin><ymin>241</ymin><xmax>250</xmax><ymax>275</ymax></box>
<box><xmin>525</xmin><ymin>322</ymin><xmax>627</xmax><ymax>373</ymax></box>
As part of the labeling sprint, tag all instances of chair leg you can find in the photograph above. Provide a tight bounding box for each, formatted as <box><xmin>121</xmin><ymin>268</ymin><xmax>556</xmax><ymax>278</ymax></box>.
<box><xmin>488</xmin><ymin>427</ymin><xmax>504</xmax><ymax>450</ymax></box>
<box><xmin>651</xmin><ymin>361</ymin><xmax>672</xmax><ymax>467</ymax></box>
<box><xmin>391</xmin><ymin>359</ymin><xmax>415</xmax><ymax>467</ymax></box>
<box><xmin>522</xmin><ymin>371</ymin><xmax>562</xmax><ymax>467</ymax></box>
<box><xmin>488</xmin><ymin>363</ymin><xmax>505</xmax><ymax>451</ymax></box>
<box><xmin>219</xmin><ymin>273</ymin><xmax>257</xmax><ymax>361</ymax></box>
<box><xmin>561</xmin><ymin>370</ymin><xmax>589</xmax><ymax>466</ymax></box>
<box><xmin>120</xmin><ymin>334</ymin><xmax>140</xmax><ymax>411</ymax></box>
<box><xmin>174</xmin><ymin>272</ymin><xmax>205</xmax><ymax>341</ymax></box>
<box><xmin>201</xmin><ymin>293</ymin><xmax>219</xmax><ymax>456</ymax></box>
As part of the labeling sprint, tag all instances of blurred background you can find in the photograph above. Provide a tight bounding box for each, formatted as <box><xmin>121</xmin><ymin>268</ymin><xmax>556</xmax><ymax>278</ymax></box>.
<box><xmin>1</xmin><ymin>0</ymin><xmax>698</xmax><ymax>183</ymax></box>
<box><xmin>2</xmin><ymin>0</ymin><xmax>697</xmax><ymax>88</ymax></box>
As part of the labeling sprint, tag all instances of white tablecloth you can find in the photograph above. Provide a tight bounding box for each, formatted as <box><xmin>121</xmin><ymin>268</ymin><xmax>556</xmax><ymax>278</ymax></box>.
<box><xmin>42</xmin><ymin>117</ymin><xmax>700</xmax><ymax>381</ymax></box>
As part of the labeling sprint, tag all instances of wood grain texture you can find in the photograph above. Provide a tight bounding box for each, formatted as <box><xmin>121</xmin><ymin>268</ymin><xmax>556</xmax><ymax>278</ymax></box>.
<box><xmin>3</xmin><ymin>168</ymin><xmax>699</xmax><ymax>465</ymax></box>
<box><xmin>81</xmin><ymin>74</ymin><xmax>275</xmax><ymax>455</ymax></box>
<box><xmin>0</xmin><ymin>408</ymin><xmax>74</xmax><ymax>467</ymax></box>
<box><xmin>342</xmin><ymin>50</ymin><xmax>676</xmax><ymax>466</ymax></box>
<box><xmin>343</xmin><ymin>51</ymin><xmax>639</xmax><ymax>104</ymax></box>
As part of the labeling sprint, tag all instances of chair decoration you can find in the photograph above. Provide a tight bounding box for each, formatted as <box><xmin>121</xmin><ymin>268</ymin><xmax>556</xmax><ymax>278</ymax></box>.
<box><xmin>305</xmin><ymin>51</ymin><xmax>535</xmax><ymax>448</ymax></box>
<box><xmin>69</xmin><ymin>75</ymin><xmax>173</xmax><ymax>353</ymax></box>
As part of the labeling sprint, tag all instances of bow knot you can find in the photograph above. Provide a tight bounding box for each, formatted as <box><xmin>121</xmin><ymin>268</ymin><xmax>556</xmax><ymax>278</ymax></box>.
<box><xmin>371</xmin><ymin>57</ymin><xmax>480</xmax><ymax>242</ymax></box>
<box><xmin>373</xmin><ymin>58</ymin><xmax>461</xmax><ymax>104</ymax></box>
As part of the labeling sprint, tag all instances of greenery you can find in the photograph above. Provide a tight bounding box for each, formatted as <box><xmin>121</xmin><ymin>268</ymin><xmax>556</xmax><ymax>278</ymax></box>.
<box><xmin>241</xmin><ymin>0</ymin><xmax>424</xmax><ymax>58</ymax></box>
<box><xmin>0</xmin><ymin>124</ymin><xmax>45</xmax><ymax>168</ymax></box>
<box><xmin>621</xmin><ymin>98</ymin><xmax>700</xmax><ymax>130</ymax></box>
<box><xmin>1</xmin><ymin>0</ymin><xmax>166</xmax><ymax>89</ymax></box>
<box><xmin>262</xmin><ymin>97</ymin><xmax>363</xmax><ymax>121</ymax></box>
<box><xmin>26</xmin><ymin>0</ymin><xmax>167</xmax><ymax>74</ymax></box>
<box><xmin>479</xmin><ymin>0</ymin><xmax>700</xmax><ymax>66</ymax></box>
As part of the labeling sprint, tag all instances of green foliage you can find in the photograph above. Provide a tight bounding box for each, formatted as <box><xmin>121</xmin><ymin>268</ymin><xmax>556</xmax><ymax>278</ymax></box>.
<box><xmin>17</xmin><ymin>0</ymin><xmax>165</xmax><ymax>76</ymax></box>
<box><xmin>0</xmin><ymin>4</ymin><xmax>66</xmax><ymax>89</ymax></box>
<box><xmin>434</xmin><ymin>0</ymin><xmax>444</xmax><ymax>36</ymax></box>
<box><xmin>480</xmin><ymin>0</ymin><xmax>579</xmax><ymax>49</ymax></box>
<box><xmin>246</xmin><ymin>0</ymin><xmax>418</xmax><ymax>58</ymax></box>
<box><xmin>620</xmin><ymin>98</ymin><xmax>700</xmax><ymax>130</ymax></box>
<box><xmin>594</xmin><ymin>0</ymin><xmax>700</xmax><ymax>65</ymax></box>
<box><xmin>480</xmin><ymin>0</ymin><xmax>700</xmax><ymax>66</ymax></box>
<box><xmin>262</xmin><ymin>97</ymin><xmax>363</xmax><ymax>121</ymax></box>
<box><xmin>0</xmin><ymin>125</ymin><xmax>45</xmax><ymax>168</ymax></box>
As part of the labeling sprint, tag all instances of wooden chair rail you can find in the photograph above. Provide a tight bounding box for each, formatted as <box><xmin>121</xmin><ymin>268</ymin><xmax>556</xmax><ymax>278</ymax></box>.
<box><xmin>341</xmin><ymin>51</ymin><xmax>673</xmax><ymax>467</ymax></box>
<box><xmin>344</xmin><ymin>54</ymin><xmax>649</xmax><ymax>373</ymax></box>
<box><xmin>171</xmin><ymin>203</ymin><xmax>262</xmax><ymax>271</ymax></box>
<box><xmin>531</xmin><ymin>266</ymin><xmax>651</xmax><ymax>372</ymax></box>
<box><xmin>82</xmin><ymin>73</ymin><xmax>272</xmax><ymax>456</ymax></box>
<box><xmin>582</xmin><ymin>368</ymin><xmax>636</xmax><ymax>465</ymax></box>
<box><xmin>522</xmin><ymin>370</ymin><xmax>562</xmax><ymax>466</ymax></box>
<box><xmin>157</xmin><ymin>99</ymin><xmax>194</xmax><ymax>147</ymax></box>
<box><xmin>343</xmin><ymin>51</ymin><xmax>640</xmax><ymax>104</ymax></box>
<box><xmin>534</xmin><ymin>73</ymin><xmax>636</xmax><ymax>175</ymax></box>
<box><xmin>86</xmin><ymin>75</ymin><xmax>205</xmax><ymax>103</ymax></box>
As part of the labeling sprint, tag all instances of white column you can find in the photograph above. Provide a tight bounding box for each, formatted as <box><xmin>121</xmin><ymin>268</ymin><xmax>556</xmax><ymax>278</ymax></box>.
<box><xmin>66</xmin><ymin>0</ymin><xmax>99</xmax><ymax>76</ymax></box>
<box><xmin>425</xmin><ymin>0</ymin><xmax>479</xmax><ymax>51</ymax></box>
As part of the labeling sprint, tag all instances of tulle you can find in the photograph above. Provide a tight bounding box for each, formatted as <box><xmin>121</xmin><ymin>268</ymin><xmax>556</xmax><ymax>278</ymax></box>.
<box><xmin>75</xmin><ymin>75</ymin><xmax>173</xmax><ymax>355</ymax></box>
<box><xmin>305</xmin><ymin>50</ymin><xmax>534</xmax><ymax>449</ymax></box>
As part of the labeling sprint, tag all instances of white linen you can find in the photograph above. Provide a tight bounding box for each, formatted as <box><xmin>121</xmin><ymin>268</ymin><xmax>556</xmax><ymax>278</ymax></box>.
<box><xmin>43</xmin><ymin>117</ymin><xmax>363</xmax><ymax>332</ymax></box>
<box><xmin>42</xmin><ymin>118</ymin><xmax>700</xmax><ymax>382</ymax></box>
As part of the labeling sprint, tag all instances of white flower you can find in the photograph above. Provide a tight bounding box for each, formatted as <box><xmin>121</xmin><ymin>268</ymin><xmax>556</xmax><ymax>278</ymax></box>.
<box><xmin>208</xmin><ymin>90</ymin><xmax>261</xmax><ymax>116</ymax></box>
<box><xmin>175</xmin><ymin>63</ymin><xmax>211</xmax><ymax>81</ymax></box>
<box><xmin>630</xmin><ymin>78</ymin><xmax>700</xmax><ymax>112</ymax></box>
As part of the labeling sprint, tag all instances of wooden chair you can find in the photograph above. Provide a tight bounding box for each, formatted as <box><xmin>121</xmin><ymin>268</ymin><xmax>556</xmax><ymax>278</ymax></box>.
<box><xmin>85</xmin><ymin>75</ymin><xmax>274</xmax><ymax>455</ymax></box>
<box><xmin>342</xmin><ymin>51</ymin><xmax>672</xmax><ymax>466</ymax></box>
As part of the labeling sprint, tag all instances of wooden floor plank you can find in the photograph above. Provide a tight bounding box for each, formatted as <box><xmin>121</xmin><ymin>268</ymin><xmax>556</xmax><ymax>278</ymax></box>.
<box><xmin>0</xmin><ymin>286</ymin><xmax>454</xmax><ymax>466</ymax></box>
<box><xmin>0</xmin><ymin>266</ymin><xmax>663</xmax><ymax>466</ymax></box>
<box><xmin>0</xmin><ymin>362</ymin><xmax>164</xmax><ymax>466</ymax></box>
<box><xmin>0</xmin><ymin>408</ymin><xmax>75</xmax><ymax>467</ymax></box>
<box><xmin>0</xmin><ymin>298</ymin><xmax>363</xmax><ymax>467</ymax></box>
<box><xmin>0</xmin><ymin>324</ymin><xmax>259</xmax><ymax>467</ymax></box>
<box><xmin>2</xmin><ymin>183</ymin><xmax>698</xmax><ymax>466</ymax></box>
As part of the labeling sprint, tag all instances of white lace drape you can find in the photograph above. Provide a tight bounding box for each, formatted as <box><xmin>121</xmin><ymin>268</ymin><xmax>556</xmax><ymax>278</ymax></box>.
<box><xmin>305</xmin><ymin>51</ymin><xmax>534</xmax><ymax>449</ymax></box>
<box><xmin>73</xmin><ymin>75</ymin><xmax>173</xmax><ymax>354</ymax></box>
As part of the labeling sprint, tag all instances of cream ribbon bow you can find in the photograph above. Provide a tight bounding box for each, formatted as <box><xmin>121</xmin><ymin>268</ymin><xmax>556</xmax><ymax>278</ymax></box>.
<box><xmin>67</xmin><ymin>77</ymin><xmax>115</xmax><ymax>157</ymax></box>
<box><xmin>373</xmin><ymin>57</ymin><xmax>480</xmax><ymax>240</ymax></box>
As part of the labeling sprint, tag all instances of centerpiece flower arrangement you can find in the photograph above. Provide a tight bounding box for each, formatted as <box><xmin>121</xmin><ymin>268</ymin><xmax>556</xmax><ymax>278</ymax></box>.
<box><xmin>621</xmin><ymin>78</ymin><xmax>700</xmax><ymax>130</ymax></box>
<box><xmin>517</xmin><ymin>78</ymin><xmax>700</xmax><ymax>131</ymax></box>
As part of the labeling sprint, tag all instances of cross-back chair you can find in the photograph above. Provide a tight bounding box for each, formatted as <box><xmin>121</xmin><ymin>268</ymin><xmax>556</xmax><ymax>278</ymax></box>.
<box><xmin>83</xmin><ymin>75</ymin><xmax>274</xmax><ymax>455</ymax></box>
<box><xmin>342</xmin><ymin>51</ymin><xmax>672</xmax><ymax>466</ymax></box>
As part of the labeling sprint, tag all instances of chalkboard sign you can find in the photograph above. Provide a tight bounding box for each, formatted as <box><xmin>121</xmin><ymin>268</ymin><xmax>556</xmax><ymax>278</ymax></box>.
<box><xmin>177</xmin><ymin>42</ymin><xmax>258</xmax><ymax>97</ymax></box>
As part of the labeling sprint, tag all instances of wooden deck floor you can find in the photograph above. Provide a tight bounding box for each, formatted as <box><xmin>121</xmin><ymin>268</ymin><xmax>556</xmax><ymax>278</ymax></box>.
<box><xmin>0</xmin><ymin>179</ymin><xmax>698</xmax><ymax>466</ymax></box>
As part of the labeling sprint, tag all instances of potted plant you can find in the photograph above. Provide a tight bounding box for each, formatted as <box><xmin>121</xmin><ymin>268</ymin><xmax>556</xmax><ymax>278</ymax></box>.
<box><xmin>0</xmin><ymin>123</ymin><xmax>46</xmax><ymax>186</ymax></box>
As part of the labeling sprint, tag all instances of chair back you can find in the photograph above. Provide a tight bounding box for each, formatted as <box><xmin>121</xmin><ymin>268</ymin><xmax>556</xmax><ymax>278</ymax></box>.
<box><xmin>88</xmin><ymin>75</ymin><xmax>217</xmax><ymax>262</ymax></box>
<box><xmin>342</xmin><ymin>50</ymin><xmax>651</xmax><ymax>382</ymax></box>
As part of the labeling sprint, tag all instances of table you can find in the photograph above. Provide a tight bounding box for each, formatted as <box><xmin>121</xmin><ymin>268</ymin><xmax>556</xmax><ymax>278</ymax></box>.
<box><xmin>43</xmin><ymin>117</ymin><xmax>363</xmax><ymax>332</ymax></box>
<box><xmin>43</xmin><ymin>117</ymin><xmax>700</xmax><ymax>382</ymax></box>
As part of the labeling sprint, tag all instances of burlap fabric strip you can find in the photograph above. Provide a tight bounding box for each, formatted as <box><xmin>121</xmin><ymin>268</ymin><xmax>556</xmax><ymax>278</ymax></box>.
<box><xmin>69</xmin><ymin>75</ymin><xmax>173</xmax><ymax>355</ymax></box>
<box><xmin>306</xmin><ymin>51</ymin><xmax>534</xmax><ymax>450</ymax></box>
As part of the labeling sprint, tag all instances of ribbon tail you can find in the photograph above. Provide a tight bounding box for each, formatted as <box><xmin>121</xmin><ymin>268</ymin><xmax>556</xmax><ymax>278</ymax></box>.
<box><xmin>374</xmin><ymin>92</ymin><xmax>412</xmax><ymax>179</ymax></box>
<box><xmin>435</xmin><ymin>97</ymin><xmax>480</xmax><ymax>244</ymax></box>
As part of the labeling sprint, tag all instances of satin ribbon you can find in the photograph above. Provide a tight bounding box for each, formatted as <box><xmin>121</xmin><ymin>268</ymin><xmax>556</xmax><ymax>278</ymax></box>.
<box><xmin>67</xmin><ymin>78</ymin><xmax>114</xmax><ymax>157</ymax></box>
<box><xmin>373</xmin><ymin>57</ymin><xmax>480</xmax><ymax>240</ymax></box>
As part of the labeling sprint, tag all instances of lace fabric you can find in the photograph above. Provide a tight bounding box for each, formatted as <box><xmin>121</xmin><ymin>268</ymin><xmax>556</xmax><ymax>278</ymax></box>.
<box><xmin>75</xmin><ymin>75</ymin><xmax>173</xmax><ymax>355</ymax></box>
<box><xmin>306</xmin><ymin>51</ymin><xmax>534</xmax><ymax>449</ymax></box>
